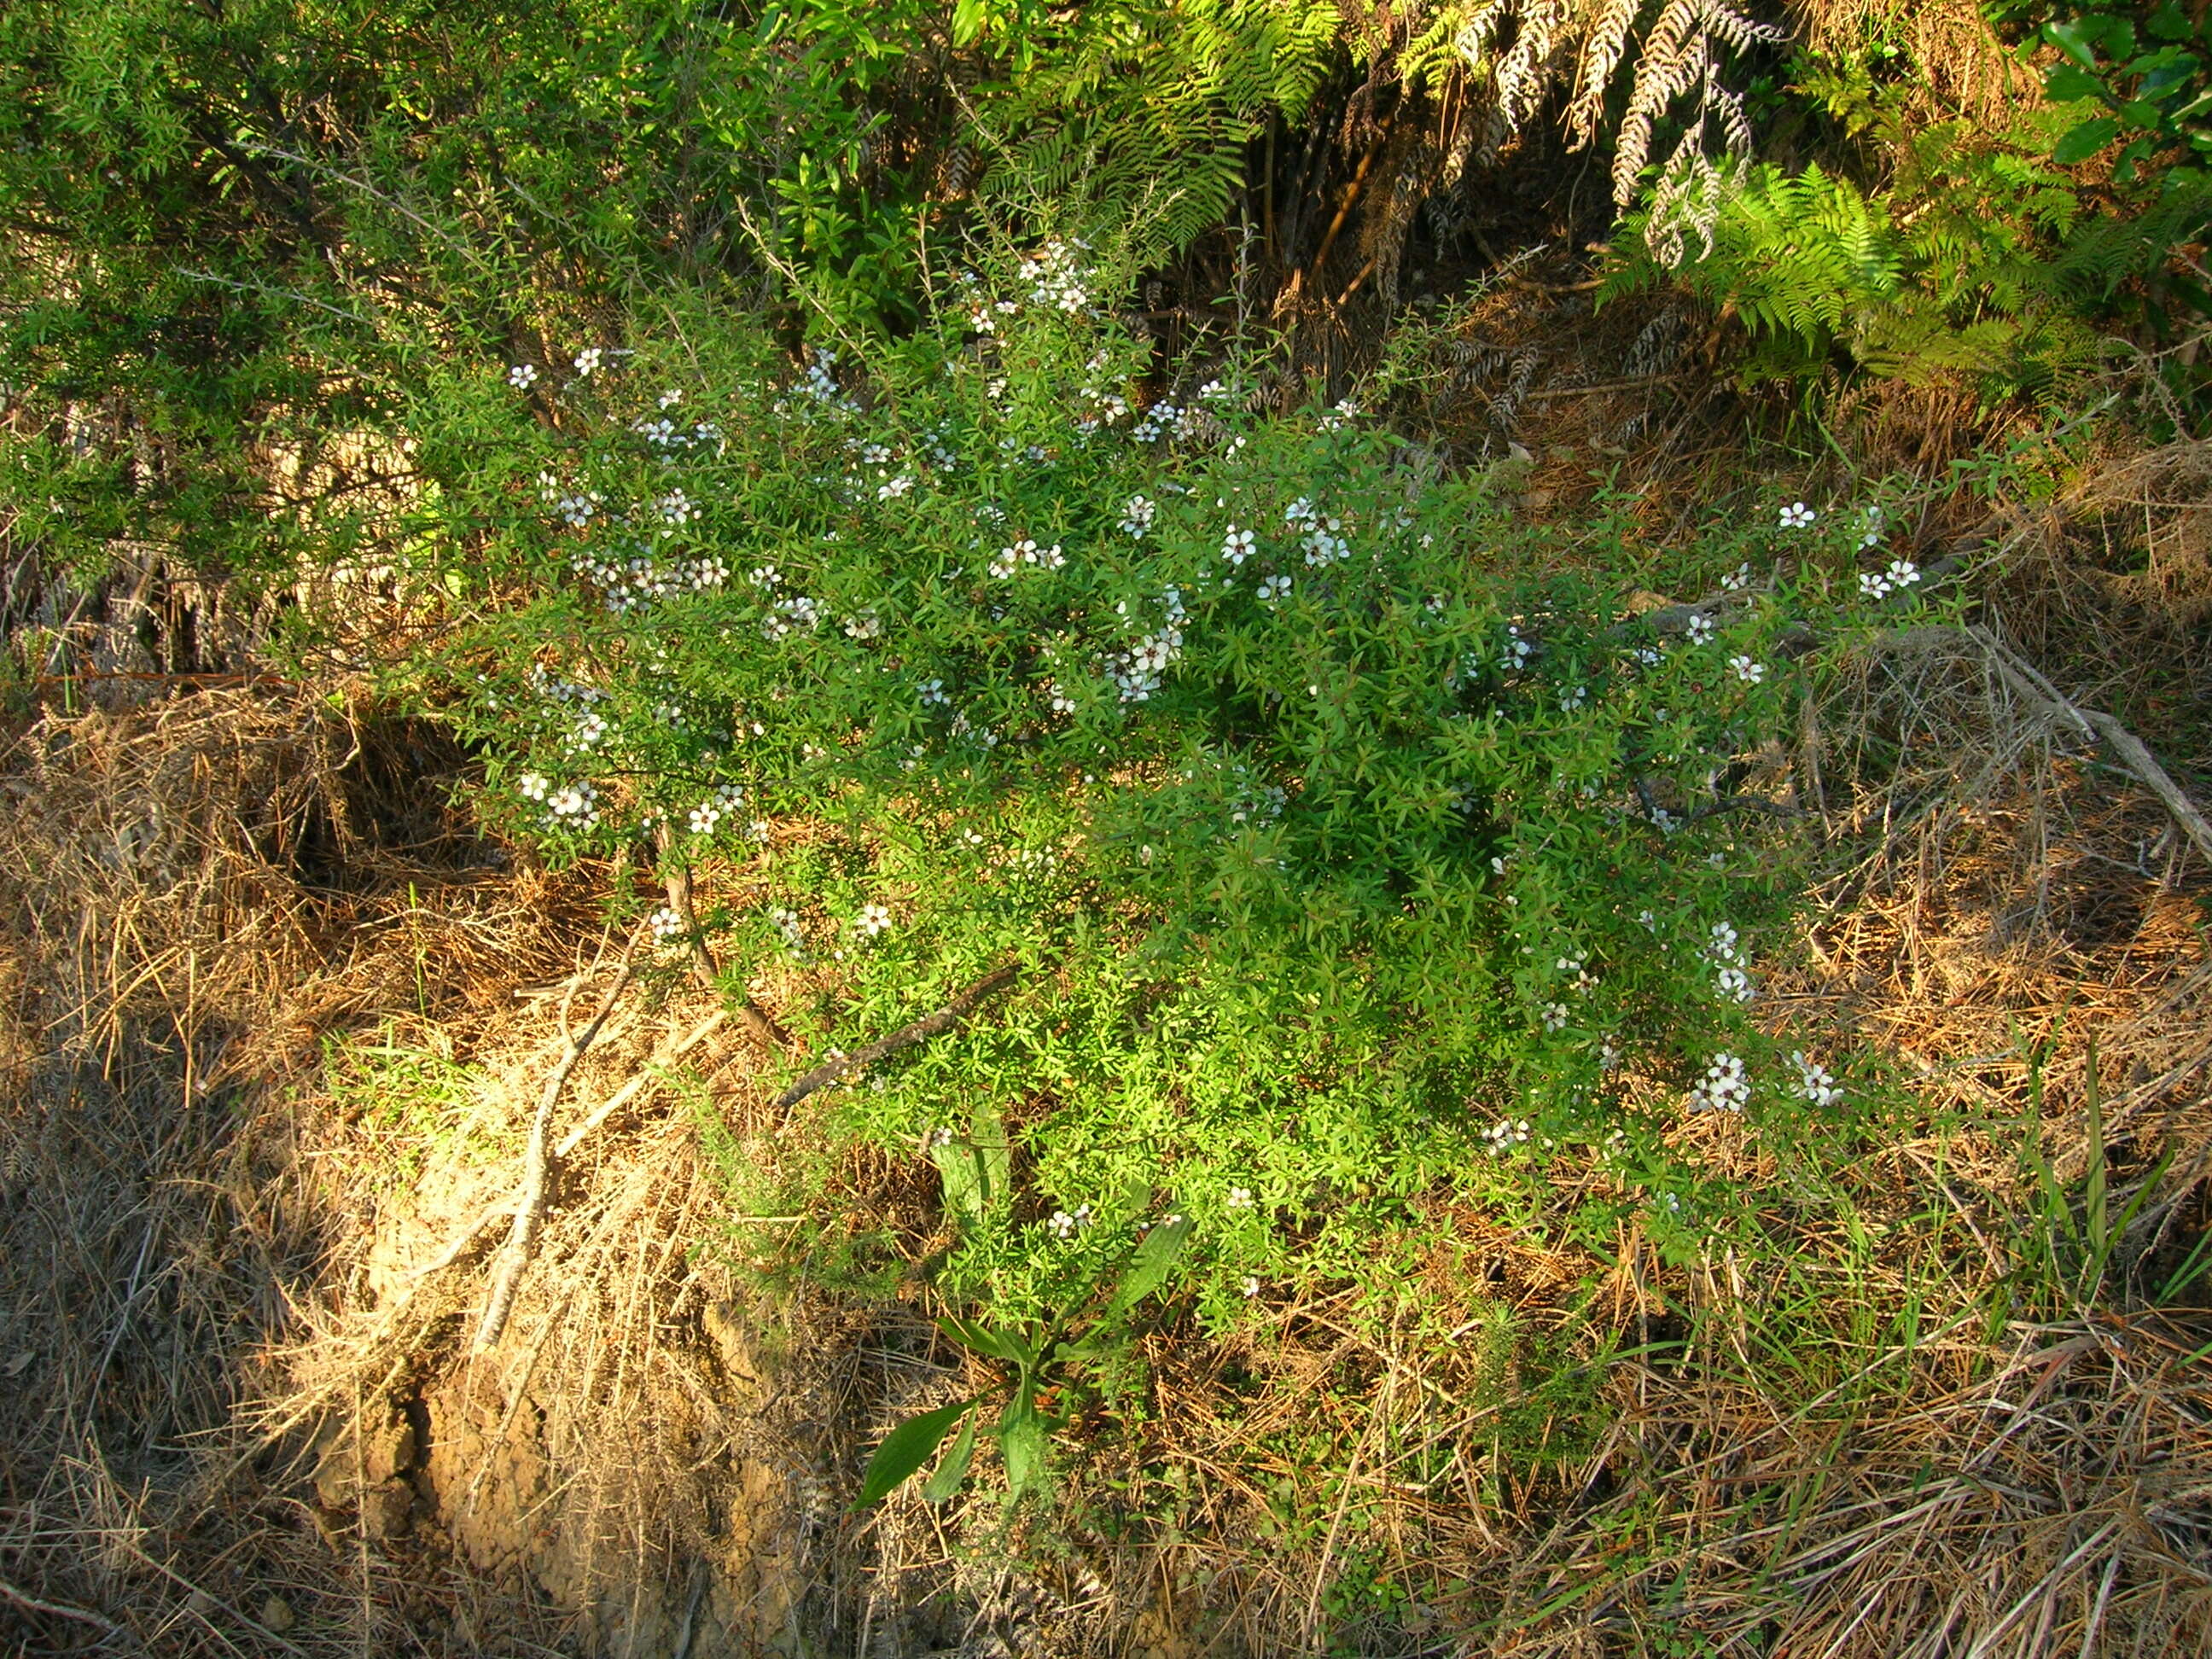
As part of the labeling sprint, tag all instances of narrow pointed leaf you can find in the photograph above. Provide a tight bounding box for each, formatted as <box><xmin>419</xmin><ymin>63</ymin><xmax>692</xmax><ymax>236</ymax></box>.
<box><xmin>853</xmin><ymin>1398</ymin><xmax>975</xmax><ymax>1510</ymax></box>
<box><xmin>1103</xmin><ymin>1213</ymin><xmax>1194</xmax><ymax>1321</ymax></box>
<box><xmin>920</xmin><ymin>1410</ymin><xmax>978</xmax><ymax>1503</ymax></box>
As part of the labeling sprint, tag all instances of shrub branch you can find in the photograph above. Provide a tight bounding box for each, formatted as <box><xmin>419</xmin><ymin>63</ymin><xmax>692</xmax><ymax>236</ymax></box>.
<box><xmin>774</xmin><ymin>965</ymin><xmax>1022</xmax><ymax>1110</ymax></box>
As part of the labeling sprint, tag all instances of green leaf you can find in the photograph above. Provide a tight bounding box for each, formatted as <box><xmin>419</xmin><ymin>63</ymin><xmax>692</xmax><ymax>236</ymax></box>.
<box><xmin>951</xmin><ymin>0</ymin><xmax>990</xmax><ymax>47</ymax></box>
<box><xmin>2054</xmin><ymin>117</ymin><xmax>2122</xmax><ymax>164</ymax></box>
<box><xmin>920</xmin><ymin>1410</ymin><xmax>978</xmax><ymax>1502</ymax></box>
<box><xmin>2148</xmin><ymin>3</ymin><xmax>2192</xmax><ymax>43</ymax></box>
<box><xmin>1101</xmin><ymin>1212</ymin><xmax>1194</xmax><ymax>1321</ymax></box>
<box><xmin>938</xmin><ymin>1314</ymin><xmax>1039</xmax><ymax>1371</ymax></box>
<box><xmin>998</xmin><ymin>1402</ymin><xmax>1049</xmax><ymax>1496</ymax></box>
<box><xmin>2082</xmin><ymin>1034</ymin><xmax>2108</xmax><ymax>1282</ymax></box>
<box><xmin>931</xmin><ymin>1102</ymin><xmax>1012</xmax><ymax>1232</ymax></box>
<box><xmin>2087</xmin><ymin>15</ymin><xmax>2137</xmax><ymax>59</ymax></box>
<box><xmin>2044</xmin><ymin>64</ymin><xmax>2108</xmax><ymax>103</ymax></box>
<box><xmin>937</xmin><ymin>1313</ymin><xmax>1020</xmax><ymax>1363</ymax></box>
<box><xmin>854</xmin><ymin>1398</ymin><xmax>977</xmax><ymax>1509</ymax></box>
<box><xmin>2047</xmin><ymin>20</ymin><xmax>2102</xmax><ymax>67</ymax></box>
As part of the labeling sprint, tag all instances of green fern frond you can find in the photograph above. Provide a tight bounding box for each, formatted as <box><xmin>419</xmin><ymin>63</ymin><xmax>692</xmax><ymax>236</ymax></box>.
<box><xmin>963</xmin><ymin>0</ymin><xmax>1342</xmax><ymax>258</ymax></box>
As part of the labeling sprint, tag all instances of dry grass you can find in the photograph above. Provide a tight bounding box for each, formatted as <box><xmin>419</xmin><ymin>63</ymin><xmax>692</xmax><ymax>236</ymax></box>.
<box><xmin>0</xmin><ymin>685</ymin><xmax>608</xmax><ymax>1654</ymax></box>
<box><xmin>0</xmin><ymin>677</ymin><xmax>992</xmax><ymax>1656</ymax></box>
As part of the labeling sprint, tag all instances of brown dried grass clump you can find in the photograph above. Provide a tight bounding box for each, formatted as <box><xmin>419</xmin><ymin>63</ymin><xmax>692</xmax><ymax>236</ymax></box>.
<box><xmin>0</xmin><ymin>678</ymin><xmax>1083</xmax><ymax>1655</ymax></box>
<box><xmin>0</xmin><ymin>684</ymin><xmax>607</xmax><ymax>1653</ymax></box>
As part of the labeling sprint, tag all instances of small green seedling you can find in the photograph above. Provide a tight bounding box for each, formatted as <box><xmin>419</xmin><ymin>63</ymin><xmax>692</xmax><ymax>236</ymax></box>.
<box><xmin>855</xmin><ymin>1211</ymin><xmax>1193</xmax><ymax>1506</ymax></box>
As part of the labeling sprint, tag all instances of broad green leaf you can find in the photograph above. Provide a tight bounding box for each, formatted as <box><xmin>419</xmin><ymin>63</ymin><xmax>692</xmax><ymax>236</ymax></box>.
<box><xmin>2043</xmin><ymin>64</ymin><xmax>2108</xmax><ymax>103</ymax></box>
<box><xmin>2047</xmin><ymin>20</ymin><xmax>2102</xmax><ymax>67</ymax></box>
<box><xmin>2140</xmin><ymin>56</ymin><xmax>2202</xmax><ymax>100</ymax></box>
<box><xmin>998</xmin><ymin>1404</ymin><xmax>1049</xmax><ymax>1496</ymax></box>
<box><xmin>1102</xmin><ymin>1213</ymin><xmax>1194</xmax><ymax>1321</ymax></box>
<box><xmin>973</xmin><ymin>1103</ymin><xmax>1011</xmax><ymax>1214</ymax></box>
<box><xmin>2147</xmin><ymin>3</ymin><xmax>2191</xmax><ymax>42</ymax></box>
<box><xmin>2087</xmin><ymin>15</ymin><xmax>2136</xmax><ymax>59</ymax></box>
<box><xmin>938</xmin><ymin>1313</ymin><xmax>1040</xmax><ymax>1371</ymax></box>
<box><xmin>932</xmin><ymin>1102</ymin><xmax>1012</xmax><ymax>1232</ymax></box>
<box><xmin>2054</xmin><ymin>117</ymin><xmax>2122</xmax><ymax>165</ymax></box>
<box><xmin>920</xmin><ymin>1410</ymin><xmax>978</xmax><ymax>1502</ymax></box>
<box><xmin>937</xmin><ymin>1314</ymin><xmax>1020</xmax><ymax>1363</ymax></box>
<box><xmin>853</xmin><ymin>1398</ymin><xmax>976</xmax><ymax>1509</ymax></box>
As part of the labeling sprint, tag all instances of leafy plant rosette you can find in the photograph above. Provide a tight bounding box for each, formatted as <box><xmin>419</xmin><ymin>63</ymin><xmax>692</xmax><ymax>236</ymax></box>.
<box><xmin>402</xmin><ymin>238</ymin><xmax>1917</xmax><ymax>1493</ymax></box>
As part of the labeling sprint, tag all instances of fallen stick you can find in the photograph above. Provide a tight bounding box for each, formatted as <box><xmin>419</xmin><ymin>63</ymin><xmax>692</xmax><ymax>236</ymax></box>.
<box><xmin>556</xmin><ymin>1008</ymin><xmax>728</xmax><ymax>1158</ymax></box>
<box><xmin>656</xmin><ymin>823</ymin><xmax>791</xmax><ymax>1050</ymax></box>
<box><xmin>1880</xmin><ymin>624</ymin><xmax>2212</xmax><ymax>870</ymax></box>
<box><xmin>474</xmin><ymin>936</ymin><xmax>643</xmax><ymax>1353</ymax></box>
<box><xmin>408</xmin><ymin>1006</ymin><xmax>731</xmax><ymax>1284</ymax></box>
<box><xmin>775</xmin><ymin>965</ymin><xmax>1021</xmax><ymax>1110</ymax></box>
<box><xmin>0</xmin><ymin>1575</ymin><xmax>126</xmax><ymax>1639</ymax></box>
<box><xmin>1968</xmin><ymin>624</ymin><xmax>2212</xmax><ymax>869</ymax></box>
<box><xmin>220</xmin><ymin>1001</ymin><xmax>720</xmax><ymax>1483</ymax></box>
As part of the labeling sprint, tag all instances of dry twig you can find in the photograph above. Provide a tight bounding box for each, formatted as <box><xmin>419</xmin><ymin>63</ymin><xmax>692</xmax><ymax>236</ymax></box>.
<box><xmin>0</xmin><ymin>1574</ymin><xmax>128</xmax><ymax>1638</ymax></box>
<box><xmin>474</xmin><ymin>934</ymin><xmax>643</xmax><ymax>1352</ymax></box>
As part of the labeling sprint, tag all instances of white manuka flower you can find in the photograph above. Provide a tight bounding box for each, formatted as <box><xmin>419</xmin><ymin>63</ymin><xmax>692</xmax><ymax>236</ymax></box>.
<box><xmin>1482</xmin><ymin>1116</ymin><xmax>1533</xmax><ymax>1155</ymax></box>
<box><xmin>545</xmin><ymin>783</ymin><xmax>598</xmax><ymax>827</ymax></box>
<box><xmin>1221</xmin><ymin>525</ymin><xmax>1255</xmax><ymax>566</ymax></box>
<box><xmin>1687</xmin><ymin>1052</ymin><xmax>1749</xmax><ymax>1113</ymax></box>
<box><xmin>1857</xmin><ymin>557</ymin><xmax>1921</xmax><ymax>601</ymax></box>
<box><xmin>1790</xmin><ymin>1051</ymin><xmax>1843</xmax><ymax>1108</ymax></box>
<box><xmin>1778</xmin><ymin>501</ymin><xmax>1815</xmax><ymax>530</ymax></box>
<box><xmin>1045</xmin><ymin>1203</ymin><xmax>1093</xmax><ymax>1239</ymax></box>
<box><xmin>768</xmin><ymin>906</ymin><xmax>806</xmax><ymax>953</ymax></box>
<box><xmin>507</xmin><ymin>362</ymin><xmax>539</xmax><ymax>388</ymax></box>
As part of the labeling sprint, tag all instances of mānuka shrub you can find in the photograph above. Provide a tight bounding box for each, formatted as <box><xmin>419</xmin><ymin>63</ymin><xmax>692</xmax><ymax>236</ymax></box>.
<box><xmin>403</xmin><ymin>234</ymin><xmax>1922</xmax><ymax>1488</ymax></box>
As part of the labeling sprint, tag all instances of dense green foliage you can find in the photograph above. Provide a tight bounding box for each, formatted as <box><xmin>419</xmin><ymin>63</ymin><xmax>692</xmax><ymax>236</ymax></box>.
<box><xmin>12</xmin><ymin>0</ymin><xmax>2210</xmax><ymax>610</ymax></box>
<box><xmin>1606</xmin><ymin>12</ymin><xmax>2212</xmax><ymax>408</ymax></box>
<box><xmin>390</xmin><ymin>237</ymin><xmax>1929</xmax><ymax>1494</ymax></box>
<box><xmin>6</xmin><ymin>0</ymin><xmax>2204</xmax><ymax>1530</ymax></box>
